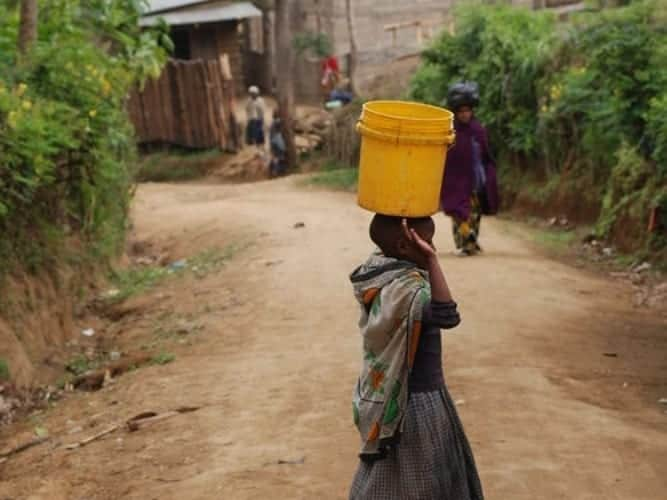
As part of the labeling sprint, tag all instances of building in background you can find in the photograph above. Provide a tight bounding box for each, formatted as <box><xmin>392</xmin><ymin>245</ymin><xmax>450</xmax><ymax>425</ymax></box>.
<box><xmin>140</xmin><ymin>1</ymin><xmax>264</xmax><ymax>95</ymax></box>
<box><xmin>291</xmin><ymin>0</ymin><xmax>585</xmax><ymax>102</ymax></box>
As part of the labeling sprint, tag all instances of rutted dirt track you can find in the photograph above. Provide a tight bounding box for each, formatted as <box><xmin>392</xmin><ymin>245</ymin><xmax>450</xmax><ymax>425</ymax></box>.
<box><xmin>1</xmin><ymin>177</ymin><xmax>666</xmax><ymax>499</ymax></box>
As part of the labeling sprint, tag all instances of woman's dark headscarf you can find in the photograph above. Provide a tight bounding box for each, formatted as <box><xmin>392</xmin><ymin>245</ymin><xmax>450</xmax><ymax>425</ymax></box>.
<box><xmin>445</xmin><ymin>81</ymin><xmax>480</xmax><ymax>111</ymax></box>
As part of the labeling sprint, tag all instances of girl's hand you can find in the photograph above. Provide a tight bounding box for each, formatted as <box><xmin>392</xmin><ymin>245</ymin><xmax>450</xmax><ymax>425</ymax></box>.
<box><xmin>402</xmin><ymin>219</ymin><xmax>437</xmax><ymax>260</ymax></box>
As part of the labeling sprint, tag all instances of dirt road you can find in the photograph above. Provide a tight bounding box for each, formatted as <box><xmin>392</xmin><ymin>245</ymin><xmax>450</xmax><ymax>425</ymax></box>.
<box><xmin>2</xmin><ymin>177</ymin><xmax>666</xmax><ymax>499</ymax></box>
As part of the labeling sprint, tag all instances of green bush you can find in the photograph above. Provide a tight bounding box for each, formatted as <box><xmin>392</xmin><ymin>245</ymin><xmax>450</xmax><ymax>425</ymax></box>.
<box><xmin>410</xmin><ymin>0</ymin><xmax>667</xmax><ymax>252</ymax></box>
<box><xmin>538</xmin><ymin>2</ymin><xmax>666</xmax><ymax>177</ymax></box>
<box><xmin>0</xmin><ymin>0</ymin><xmax>169</xmax><ymax>278</ymax></box>
<box><xmin>646</xmin><ymin>92</ymin><xmax>667</xmax><ymax>176</ymax></box>
<box><xmin>412</xmin><ymin>5</ymin><xmax>557</xmax><ymax>155</ymax></box>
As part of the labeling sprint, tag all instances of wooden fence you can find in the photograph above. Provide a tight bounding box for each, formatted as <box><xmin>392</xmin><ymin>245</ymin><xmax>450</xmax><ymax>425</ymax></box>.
<box><xmin>128</xmin><ymin>57</ymin><xmax>239</xmax><ymax>151</ymax></box>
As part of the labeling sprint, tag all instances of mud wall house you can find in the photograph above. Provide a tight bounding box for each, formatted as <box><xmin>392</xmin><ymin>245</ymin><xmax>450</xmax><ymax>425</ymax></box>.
<box><xmin>291</xmin><ymin>0</ymin><xmax>584</xmax><ymax>103</ymax></box>
<box><xmin>291</xmin><ymin>0</ymin><xmax>459</xmax><ymax>103</ymax></box>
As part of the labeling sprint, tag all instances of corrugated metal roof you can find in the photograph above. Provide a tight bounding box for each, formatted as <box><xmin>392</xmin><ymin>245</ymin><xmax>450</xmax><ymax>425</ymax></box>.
<box><xmin>145</xmin><ymin>1</ymin><xmax>209</xmax><ymax>15</ymax></box>
<box><xmin>141</xmin><ymin>1</ymin><xmax>261</xmax><ymax>27</ymax></box>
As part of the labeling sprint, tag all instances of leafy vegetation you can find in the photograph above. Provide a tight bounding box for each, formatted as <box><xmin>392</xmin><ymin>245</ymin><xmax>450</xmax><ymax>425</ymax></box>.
<box><xmin>410</xmin><ymin>0</ymin><xmax>667</xmax><ymax>254</ymax></box>
<box><xmin>294</xmin><ymin>32</ymin><xmax>332</xmax><ymax>58</ymax></box>
<box><xmin>107</xmin><ymin>245</ymin><xmax>240</xmax><ymax>304</ymax></box>
<box><xmin>0</xmin><ymin>357</ymin><xmax>10</xmax><ymax>381</ymax></box>
<box><xmin>0</xmin><ymin>1</ymin><xmax>170</xmax><ymax>283</ymax></box>
<box><xmin>135</xmin><ymin>149</ymin><xmax>221</xmax><ymax>183</ymax></box>
<box><xmin>151</xmin><ymin>351</ymin><xmax>175</xmax><ymax>366</ymax></box>
<box><xmin>65</xmin><ymin>353</ymin><xmax>97</xmax><ymax>376</ymax></box>
<box><xmin>307</xmin><ymin>160</ymin><xmax>358</xmax><ymax>191</ymax></box>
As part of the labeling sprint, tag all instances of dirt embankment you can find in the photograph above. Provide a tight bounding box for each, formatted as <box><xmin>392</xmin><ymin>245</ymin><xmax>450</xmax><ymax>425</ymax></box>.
<box><xmin>0</xmin><ymin>272</ymin><xmax>81</xmax><ymax>389</ymax></box>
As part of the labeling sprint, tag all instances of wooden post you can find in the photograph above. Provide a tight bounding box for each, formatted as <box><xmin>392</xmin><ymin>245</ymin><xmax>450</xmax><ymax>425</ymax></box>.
<box><xmin>275</xmin><ymin>0</ymin><xmax>298</xmax><ymax>169</ymax></box>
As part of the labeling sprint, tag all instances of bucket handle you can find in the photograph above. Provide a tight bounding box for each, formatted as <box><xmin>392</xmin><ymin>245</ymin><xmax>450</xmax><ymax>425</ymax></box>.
<box><xmin>447</xmin><ymin>134</ymin><xmax>457</xmax><ymax>151</ymax></box>
<box><xmin>356</xmin><ymin>122</ymin><xmax>455</xmax><ymax>146</ymax></box>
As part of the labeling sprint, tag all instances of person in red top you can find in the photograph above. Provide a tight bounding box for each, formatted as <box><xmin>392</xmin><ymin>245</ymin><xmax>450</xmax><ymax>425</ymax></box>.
<box><xmin>321</xmin><ymin>53</ymin><xmax>340</xmax><ymax>100</ymax></box>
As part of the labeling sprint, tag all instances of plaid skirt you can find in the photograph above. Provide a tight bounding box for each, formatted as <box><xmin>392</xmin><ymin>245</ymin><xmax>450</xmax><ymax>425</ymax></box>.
<box><xmin>349</xmin><ymin>387</ymin><xmax>484</xmax><ymax>500</ymax></box>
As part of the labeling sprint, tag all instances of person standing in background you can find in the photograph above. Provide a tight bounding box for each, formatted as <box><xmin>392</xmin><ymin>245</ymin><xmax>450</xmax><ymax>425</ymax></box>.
<box><xmin>245</xmin><ymin>85</ymin><xmax>266</xmax><ymax>147</ymax></box>
<box><xmin>321</xmin><ymin>53</ymin><xmax>340</xmax><ymax>102</ymax></box>
<box><xmin>440</xmin><ymin>82</ymin><xmax>499</xmax><ymax>256</ymax></box>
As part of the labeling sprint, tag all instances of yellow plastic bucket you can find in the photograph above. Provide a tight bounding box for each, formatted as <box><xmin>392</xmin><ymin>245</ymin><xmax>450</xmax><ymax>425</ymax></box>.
<box><xmin>356</xmin><ymin>101</ymin><xmax>455</xmax><ymax>217</ymax></box>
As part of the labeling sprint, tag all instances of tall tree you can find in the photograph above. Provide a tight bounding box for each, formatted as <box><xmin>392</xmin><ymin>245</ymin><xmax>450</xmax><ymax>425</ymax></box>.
<box><xmin>344</xmin><ymin>0</ymin><xmax>359</xmax><ymax>96</ymax></box>
<box><xmin>253</xmin><ymin>0</ymin><xmax>275</xmax><ymax>93</ymax></box>
<box><xmin>18</xmin><ymin>0</ymin><xmax>38</xmax><ymax>54</ymax></box>
<box><xmin>274</xmin><ymin>0</ymin><xmax>297</xmax><ymax>169</ymax></box>
<box><xmin>261</xmin><ymin>7</ymin><xmax>274</xmax><ymax>93</ymax></box>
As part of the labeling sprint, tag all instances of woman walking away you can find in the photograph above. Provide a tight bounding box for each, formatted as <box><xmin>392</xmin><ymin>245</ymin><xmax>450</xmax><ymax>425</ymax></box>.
<box><xmin>349</xmin><ymin>216</ymin><xmax>484</xmax><ymax>500</ymax></box>
<box><xmin>245</xmin><ymin>85</ymin><xmax>266</xmax><ymax>146</ymax></box>
<box><xmin>440</xmin><ymin>82</ymin><xmax>499</xmax><ymax>256</ymax></box>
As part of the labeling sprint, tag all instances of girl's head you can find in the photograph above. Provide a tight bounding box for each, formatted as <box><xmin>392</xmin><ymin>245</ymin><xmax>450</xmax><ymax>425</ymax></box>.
<box><xmin>370</xmin><ymin>215</ymin><xmax>435</xmax><ymax>268</ymax></box>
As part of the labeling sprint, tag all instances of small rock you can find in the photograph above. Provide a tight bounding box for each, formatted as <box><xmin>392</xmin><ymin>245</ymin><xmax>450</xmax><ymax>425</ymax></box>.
<box><xmin>630</xmin><ymin>273</ymin><xmax>645</xmax><ymax>285</ymax></box>
<box><xmin>34</xmin><ymin>426</ymin><xmax>49</xmax><ymax>438</ymax></box>
<box><xmin>455</xmin><ymin>399</ymin><xmax>466</xmax><ymax>406</ymax></box>
<box><xmin>294</xmin><ymin>222</ymin><xmax>306</xmax><ymax>229</ymax></box>
<box><xmin>135</xmin><ymin>256</ymin><xmax>155</xmax><ymax>266</ymax></box>
<box><xmin>170</xmin><ymin>259</ymin><xmax>188</xmax><ymax>270</ymax></box>
<box><xmin>602</xmin><ymin>247</ymin><xmax>614</xmax><ymax>257</ymax></box>
<box><xmin>103</xmin><ymin>288</ymin><xmax>120</xmax><ymax>299</ymax></box>
<box><xmin>633</xmin><ymin>262</ymin><xmax>652</xmax><ymax>274</ymax></box>
<box><xmin>81</xmin><ymin>328</ymin><xmax>95</xmax><ymax>337</ymax></box>
<box><xmin>176</xmin><ymin>322</ymin><xmax>194</xmax><ymax>335</ymax></box>
<box><xmin>157</xmin><ymin>253</ymin><xmax>172</xmax><ymax>266</ymax></box>
<box><xmin>548</xmin><ymin>217</ymin><xmax>558</xmax><ymax>227</ymax></box>
<box><xmin>658</xmin><ymin>398</ymin><xmax>667</xmax><ymax>405</ymax></box>
<box><xmin>109</xmin><ymin>351</ymin><xmax>121</xmax><ymax>361</ymax></box>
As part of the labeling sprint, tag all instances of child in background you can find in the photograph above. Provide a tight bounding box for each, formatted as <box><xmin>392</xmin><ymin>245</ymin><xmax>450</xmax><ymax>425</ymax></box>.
<box><xmin>349</xmin><ymin>215</ymin><xmax>484</xmax><ymax>500</ymax></box>
<box><xmin>268</xmin><ymin>110</ymin><xmax>287</xmax><ymax>178</ymax></box>
<box><xmin>245</xmin><ymin>85</ymin><xmax>266</xmax><ymax>147</ymax></box>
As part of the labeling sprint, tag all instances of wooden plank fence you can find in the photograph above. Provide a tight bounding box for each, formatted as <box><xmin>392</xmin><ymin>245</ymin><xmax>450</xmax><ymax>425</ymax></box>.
<box><xmin>128</xmin><ymin>57</ymin><xmax>239</xmax><ymax>151</ymax></box>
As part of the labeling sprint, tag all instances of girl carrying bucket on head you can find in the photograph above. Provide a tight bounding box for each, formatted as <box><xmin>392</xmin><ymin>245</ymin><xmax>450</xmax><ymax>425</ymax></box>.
<box><xmin>350</xmin><ymin>101</ymin><xmax>484</xmax><ymax>500</ymax></box>
<box><xmin>440</xmin><ymin>82</ymin><xmax>499</xmax><ymax>256</ymax></box>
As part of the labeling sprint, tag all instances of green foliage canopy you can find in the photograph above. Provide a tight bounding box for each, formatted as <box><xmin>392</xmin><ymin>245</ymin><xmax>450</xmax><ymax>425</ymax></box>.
<box><xmin>0</xmin><ymin>0</ymin><xmax>170</xmax><ymax>272</ymax></box>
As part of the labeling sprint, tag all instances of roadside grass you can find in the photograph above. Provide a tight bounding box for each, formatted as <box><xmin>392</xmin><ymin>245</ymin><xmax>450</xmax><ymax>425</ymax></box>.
<box><xmin>304</xmin><ymin>160</ymin><xmax>358</xmax><ymax>191</ymax></box>
<box><xmin>136</xmin><ymin>149</ymin><xmax>222</xmax><ymax>183</ymax></box>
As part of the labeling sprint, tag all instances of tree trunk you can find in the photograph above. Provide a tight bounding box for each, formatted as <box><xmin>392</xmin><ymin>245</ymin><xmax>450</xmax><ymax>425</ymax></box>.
<box><xmin>261</xmin><ymin>8</ymin><xmax>275</xmax><ymax>93</ymax></box>
<box><xmin>274</xmin><ymin>0</ymin><xmax>297</xmax><ymax>169</ymax></box>
<box><xmin>344</xmin><ymin>0</ymin><xmax>359</xmax><ymax>97</ymax></box>
<box><xmin>18</xmin><ymin>0</ymin><xmax>38</xmax><ymax>55</ymax></box>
